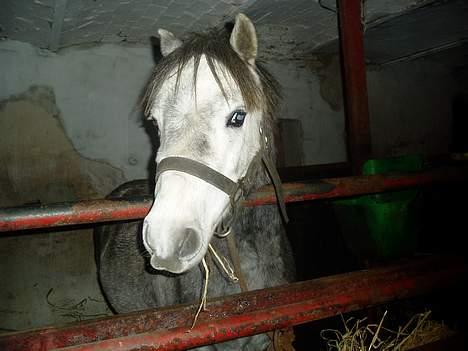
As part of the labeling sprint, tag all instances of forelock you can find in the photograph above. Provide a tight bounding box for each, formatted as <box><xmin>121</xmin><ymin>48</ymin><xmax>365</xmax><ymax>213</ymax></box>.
<box><xmin>142</xmin><ymin>28</ymin><xmax>280</xmax><ymax>121</ymax></box>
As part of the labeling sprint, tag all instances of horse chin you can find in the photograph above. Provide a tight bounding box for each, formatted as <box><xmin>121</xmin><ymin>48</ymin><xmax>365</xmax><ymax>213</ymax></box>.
<box><xmin>149</xmin><ymin>244</ymin><xmax>207</xmax><ymax>274</ymax></box>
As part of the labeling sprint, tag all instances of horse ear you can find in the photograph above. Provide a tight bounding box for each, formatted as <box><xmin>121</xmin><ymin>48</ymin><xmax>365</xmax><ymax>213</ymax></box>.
<box><xmin>150</xmin><ymin>36</ymin><xmax>163</xmax><ymax>63</ymax></box>
<box><xmin>229</xmin><ymin>13</ymin><xmax>257</xmax><ymax>65</ymax></box>
<box><xmin>158</xmin><ymin>29</ymin><xmax>182</xmax><ymax>56</ymax></box>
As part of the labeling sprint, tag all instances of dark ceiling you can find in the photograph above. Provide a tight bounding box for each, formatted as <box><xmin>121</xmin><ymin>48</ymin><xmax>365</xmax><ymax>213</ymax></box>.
<box><xmin>1</xmin><ymin>0</ymin><xmax>466</xmax><ymax>65</ymax></box>
<box><xmin>313</xmin><ymin>0</ymin><xmax>467</xmax><ymax>66</ymax></box>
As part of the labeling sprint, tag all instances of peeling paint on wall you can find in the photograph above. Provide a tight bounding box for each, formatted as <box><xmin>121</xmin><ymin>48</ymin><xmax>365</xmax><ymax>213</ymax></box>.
<box><xmin>0</xmin><ymin>40</ymin><xmax>156</xmax><ymax>182</ymax></box>
<box><xmin>0</xmin><ymin>85</ymin><xmax>125</xmax><ymax>206</ymax></box>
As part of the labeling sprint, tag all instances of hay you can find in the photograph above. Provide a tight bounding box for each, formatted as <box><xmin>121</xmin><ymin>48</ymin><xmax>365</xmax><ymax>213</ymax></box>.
<box><xmin>321</xmin><ymin>311</ymin><xmax>453</xmax><ymax>351</ymax></box>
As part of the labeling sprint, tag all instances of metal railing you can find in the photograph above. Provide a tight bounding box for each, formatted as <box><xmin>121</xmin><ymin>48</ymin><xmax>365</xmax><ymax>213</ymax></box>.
<box><xmin>0</xmin><ymin>255</ymin><xmax>465</xmax><ymax>351</ymax></box>
<box><xmin>1</xmin><ymin>166</ymin><xmax>467</xmax><ymax>233</ymax></box>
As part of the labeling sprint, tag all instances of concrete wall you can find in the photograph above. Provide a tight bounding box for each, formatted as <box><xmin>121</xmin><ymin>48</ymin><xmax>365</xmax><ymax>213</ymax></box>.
<box><xmin>0</xmin><ymin>40</ymin><xmax>155</xmax><ymax>186</ymax></box>
<box><xmin>303</xmin><ymin>53</ymin><xmax>455</xmax><ymax>162</ymax></box>
<box><xmin>269</xmin><ymin>59</ymin><xmax>347</xmax><ymax>166</ymax></box>
<box><xmin>0</xmin><ymin>40</ymin><xmax>158</xmax><ymax>331</ymax></box>
<box><xmin>0</xmin><ymin>39</ymin><xmax>348</xmax><ymax>184</ymax></box>
<box><xmin>0</xmin><ymin>40</ymin><xmax>454</xmax><ymax>187</ymax></box>
<box><xmin>368</xmin><ymin>59</ymin><xmax>454</xmax><ymax>158</ymax></box>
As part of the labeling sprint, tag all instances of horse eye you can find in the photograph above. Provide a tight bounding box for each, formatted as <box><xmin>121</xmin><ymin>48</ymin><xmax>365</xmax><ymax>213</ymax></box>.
<box><xmin>227</xmin><ymin>110</ymin><xmax>247</xmax><ymax>128</ymax></box>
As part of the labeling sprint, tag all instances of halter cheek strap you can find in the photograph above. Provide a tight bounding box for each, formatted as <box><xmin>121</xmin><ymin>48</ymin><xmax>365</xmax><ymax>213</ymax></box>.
<box><xmin>261</xmin><ymin>155</ymin><xmax>289</xmax><ymax>223</ymax></box>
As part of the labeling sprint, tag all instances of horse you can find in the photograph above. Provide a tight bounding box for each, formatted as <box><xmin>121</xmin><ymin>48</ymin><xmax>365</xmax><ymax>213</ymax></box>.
<box><xmin>95</xmin><ymin>14</ymin><xmax>295</xmax><ymax>350</ymax></box>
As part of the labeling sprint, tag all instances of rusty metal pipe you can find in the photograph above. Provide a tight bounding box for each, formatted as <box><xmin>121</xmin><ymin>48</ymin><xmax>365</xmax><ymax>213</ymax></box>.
<box><xmin>0</xmin><ymin>255</ymin><xmax>465</xmax><ymax>351</ymax></box>
<box><xmin>1</xmin><ymin>166</ymin><xmax>467</xmax><ymax>232</ymax></box>
<box><xmin>337</xmin><ymin>0</ymin><xmax>372</xmax><ymax>174</ymax></box>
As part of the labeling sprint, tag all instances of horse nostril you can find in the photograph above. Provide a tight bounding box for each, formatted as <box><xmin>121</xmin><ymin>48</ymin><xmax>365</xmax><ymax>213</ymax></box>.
<box><xmin>178</xmin><ymin>228</ymin><xmax>201</xmax><ymax>260</ymax></box>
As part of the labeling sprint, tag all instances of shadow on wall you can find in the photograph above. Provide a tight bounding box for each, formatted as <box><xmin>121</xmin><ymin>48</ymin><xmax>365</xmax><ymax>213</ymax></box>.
<box><xmin>307</xmin><ymin>53</ymin><xmax>344</xmax><ymax>112</ymax></box>
<box><xmin>0</xmin><ymin>85</ymin><xmax>125</xmax><ymax>206</ymax></box>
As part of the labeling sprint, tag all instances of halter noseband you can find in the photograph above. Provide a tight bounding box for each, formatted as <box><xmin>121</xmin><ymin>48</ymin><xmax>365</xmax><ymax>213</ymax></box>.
<box><xmin>155</xmin><ymin>148</ymin><xmax>289</xmax><ymax>234</ymax></box>
<box><xmin>155</xmin><ymin>156</ymin><xmax>245</xmax><ymax>208</ymax></box>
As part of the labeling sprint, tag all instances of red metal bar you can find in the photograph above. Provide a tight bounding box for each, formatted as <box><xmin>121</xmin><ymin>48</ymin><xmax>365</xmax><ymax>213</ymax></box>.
<box><xmin>0</xmin><ymin>255</ymin><xmax>465</xmax><ymax>351</ymax></box>
<box><xmin>337</xmin><ymin>0</ymin><xmax>372</xmax><ymax>174</ymax></box>
<box><xmin>0</xmin><ymin>196</ymin><xmax>153</xmax><ymax>233</ymax></box>
<box><xmin>1</xmin><ymin>166</ymin><xmax>467</xmax><ymax>233</ymax></box>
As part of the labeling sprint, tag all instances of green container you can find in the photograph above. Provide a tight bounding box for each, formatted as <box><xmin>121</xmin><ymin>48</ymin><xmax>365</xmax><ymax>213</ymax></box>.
<box><xmin>333</xmin><ymin>155</ymin><xmax>423</xmax><ymax>260</ymax></box>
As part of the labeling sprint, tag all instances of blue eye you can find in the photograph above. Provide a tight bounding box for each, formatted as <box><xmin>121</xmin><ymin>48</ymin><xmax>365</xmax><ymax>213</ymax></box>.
<box><xmin>227</xmin><ymin>110</ymin><xmax>247</xmax><ymax>127</ymax></box>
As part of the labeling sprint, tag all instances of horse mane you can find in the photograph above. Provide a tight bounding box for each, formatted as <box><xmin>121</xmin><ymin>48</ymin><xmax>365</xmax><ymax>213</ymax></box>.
<box><xmin>145</xmin><ymin>28</ymin><xmax>280</xmax><ymax>125</ymax></box>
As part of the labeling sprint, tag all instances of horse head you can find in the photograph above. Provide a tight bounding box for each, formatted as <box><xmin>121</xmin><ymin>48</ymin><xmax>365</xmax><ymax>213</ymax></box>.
<box><xmin>142</xmin><ymin>14</ymin><xmax>280</xmax><ymax>274</ymax></box>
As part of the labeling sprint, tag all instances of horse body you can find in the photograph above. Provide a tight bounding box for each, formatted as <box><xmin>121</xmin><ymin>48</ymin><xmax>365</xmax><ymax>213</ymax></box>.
<box><xmin>96</xmin><ymin>14</ymin><xmax>295</xmax><ymax>350</ymax></box>
<box><xmin>96</xmin><ymin>180</ymin><xmax>294</xmax><ymax>350</ymax></box>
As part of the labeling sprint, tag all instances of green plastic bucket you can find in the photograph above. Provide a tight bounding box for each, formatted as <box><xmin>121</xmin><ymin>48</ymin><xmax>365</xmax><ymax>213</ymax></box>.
<box><xmin>333</xmin><ymin>155</ymin><xmax>423</xmax><ymax>260</ymax></box>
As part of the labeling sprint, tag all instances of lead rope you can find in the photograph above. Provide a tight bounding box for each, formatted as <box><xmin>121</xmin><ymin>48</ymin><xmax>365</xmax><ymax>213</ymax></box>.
<box><xmin>261</xmin><ymin>156</ymin><xmax>289</xmax><ymax>224</ymax></box>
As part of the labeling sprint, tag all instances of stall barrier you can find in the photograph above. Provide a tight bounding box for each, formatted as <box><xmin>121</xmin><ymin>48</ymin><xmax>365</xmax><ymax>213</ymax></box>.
<box><xmin>0</xmin><ymin>255</ymin><xmax>465</xmax><ymax>351</ymax></box>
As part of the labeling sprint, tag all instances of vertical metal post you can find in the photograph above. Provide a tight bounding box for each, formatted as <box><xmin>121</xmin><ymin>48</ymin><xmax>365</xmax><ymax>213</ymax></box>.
<box><xmin>336</xmin><ymin>0</ymin><xmax>372</xmax><ymax>174</ymax></box>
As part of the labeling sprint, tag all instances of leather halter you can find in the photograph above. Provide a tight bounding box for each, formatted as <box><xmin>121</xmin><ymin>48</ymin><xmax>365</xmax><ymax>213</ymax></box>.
<box><xmin>155</xmin><ymin>147</ymin><xmax>289</xmax><ymax>231</ymax></box>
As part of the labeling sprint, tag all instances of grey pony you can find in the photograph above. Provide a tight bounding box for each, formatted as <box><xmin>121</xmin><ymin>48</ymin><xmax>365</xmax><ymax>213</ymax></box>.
<box><xmin>95</xmin><ymin>15</ymin><xmax>295</xmax><ymax>351</ymax></box>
